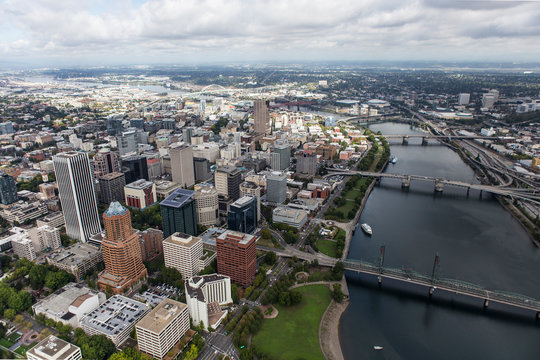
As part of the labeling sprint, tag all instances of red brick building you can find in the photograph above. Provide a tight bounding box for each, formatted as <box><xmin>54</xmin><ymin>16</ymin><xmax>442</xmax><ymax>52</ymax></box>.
<box><xmin>216</xmin><ymin>230</ymin><xmax>257</xmax><ymax>287</ymax></box>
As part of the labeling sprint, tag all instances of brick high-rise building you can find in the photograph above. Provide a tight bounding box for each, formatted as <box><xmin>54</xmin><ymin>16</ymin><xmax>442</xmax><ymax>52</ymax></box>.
<box><xmin>98</xmin><ymin>172</ymin><xmax>125</xmax><ymax>205</ymax></box>
<box><xmin>98</xmin><ymin>202</ymin><xmax>147</xmax><ymax>294</ymax></box>
<box><xmin>216</xmin><ymin>230</ymin><xmax>256</xmax><ymax>287</ymax></box>
<box><xmin>92</xmin><ymin>149</ymin><xmax>120</xmax><ymax>178</ymax></box>
<box><xmin>254</xmin><ymin>99</ymin><xmax>270</xmax><ymax>135</ymax></box>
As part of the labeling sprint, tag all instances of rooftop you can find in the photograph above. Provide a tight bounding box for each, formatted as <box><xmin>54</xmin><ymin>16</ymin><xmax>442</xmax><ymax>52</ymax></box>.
<box><xmin>99</xmin><ymin>172</ymin><xmax>125</xmax><ymax>181</ymax></box>
<box><xmin>163</xmin><ymin>232</ymin><xmax>201</xmax><ymax>248</ymax></box>
<box><xmin>185</xmin><ymin>274</ymin><xmax>229</xmax><ymax>303</ymax></box>
<box><xmin>216</xmin><ymin>230</ymin><xmax>256</xmax><ymax>246</ymax></box>
<box><xmin>160</xmin><ymin>188</ymin><xmax>195</xmax><ymax>208</ymax></box>
<box><xmin>104</xmin><ymin>202</ymin><xmax>127</xmax><ymax>217</ymax></box>
<box><xmin>240</xmin><ymin>181</ymin><xmax>259</xmax><ymax>189</ymax></box>
<box><xmin>136</xmin><ymin>298</ymin><xmax>187</xmax><ymax>334</ymax></box>
<box><xmin>231</xmin><ymin>195</ymin><xmax>255</xmax><ymax>208</ymax></box>
<box><xmin>215</xmin><ymin>165</ymin><xmax>240</xmax><ymax>175</ymax></box>
<box><xmin>126</xmin><ymin>179</ymin><xmax>153</xmax><ymax>189</ymax></box>
<box><xmin>80</xmin><ymin>295</ymin><xmax>149</xmax><ymax>337</ymax></box>
<box><xmin>47</xmin><ymin>243</ymin><xmax>101</xmax><ymax>266</ymax></box>
<box><xmin>27</xmin><ymin>335</ymin><xmax>80</xmax><ymax>359</ymax></box>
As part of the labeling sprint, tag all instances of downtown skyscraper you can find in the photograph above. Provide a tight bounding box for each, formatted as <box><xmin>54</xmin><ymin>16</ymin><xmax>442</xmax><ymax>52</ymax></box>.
<box><xmin>53</xmin><ymin>151</ymin><xmax>102</xmax><ymax>242</ymax></box>
<box><xmin>253</xmin><ymin>99</ymin><xmax>270</xmax><ymax>135</ymax></box>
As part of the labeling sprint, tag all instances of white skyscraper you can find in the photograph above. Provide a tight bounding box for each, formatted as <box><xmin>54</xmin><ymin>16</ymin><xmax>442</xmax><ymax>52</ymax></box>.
<box><xmin>169</xmin><ymin>143</ymin><xmax>195</xmax><ymax>188</ymax></box>
<box><xmin>53</xmin><ymin>152</ymin><xmax>102</xmax><ymax>242</ymax></box>
<box><xmin>458</xmin><ymin>93</ymin><xmax>470</xmax><ymax>105</ymax></box>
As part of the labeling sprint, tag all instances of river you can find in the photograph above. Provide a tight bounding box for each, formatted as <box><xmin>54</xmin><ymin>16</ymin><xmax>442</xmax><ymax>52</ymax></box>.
<box><xmin>340</xmin><ymin>122</ymin><xmax>540</xmax><ymax>359</ymax></box>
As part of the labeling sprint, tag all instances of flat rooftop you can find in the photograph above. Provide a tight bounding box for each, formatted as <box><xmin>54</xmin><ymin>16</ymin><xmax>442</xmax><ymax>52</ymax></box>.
<box><xmin>160</xmin><ymin>188</ymin><xmax>195</xmax><ymax>208</ymax></box>
<box><xmin>216</xmin><ymin>230</ymin><xmax>256</xmax><ymax>245</ymax></box>
<box><xmin>215</xmin><ymin>165</ymin><xmax>240</xmax><ymax>175</ymax></box>
<box><xmin>99</xmin><ymin>172</ymin><xmax>125</xmax><ymax>180</ymax></box>
<box><xmin>33</xmin><ymin>283</ymin><xmax>102</xmax><ymax>321</ymax></box>
<box><xmin>126</xmin><ymin>179</ymin><xmax>153</xmax><ymax>189</ymax></box>
<box><xmin>27</xmin><ymin>335</ymin><xmax>80</xmax><ymax>359</ymax></box>
<box><xmin>163</xmin><ymin>232</ymin><xmax>201</xmax><ymax>248</ymax></box>
<box><xmin>47</xmin><ymin>243</ymin><xmax>101</xmax><ymax>266</ymax></box>
<box><xmin>80</xmin><ymin>295</ymin><xmax>149</xmax><ymax>336</ymax></box>
<box><xmin>231</xmin><ymin>195</ymin><xmax>255</xmax><ymax>207</ymax></box>
<box><xmin>136</xmin><ymin>298</ymin><xmax>187</xmax><ymax>334</ymax></box>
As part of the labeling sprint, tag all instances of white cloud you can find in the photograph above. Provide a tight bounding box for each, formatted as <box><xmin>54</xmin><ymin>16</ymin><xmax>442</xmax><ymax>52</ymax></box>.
<box><xmin>0</xmin><ymin>0</ymin><xmax>539</xmax><ymax>64</ymax></box>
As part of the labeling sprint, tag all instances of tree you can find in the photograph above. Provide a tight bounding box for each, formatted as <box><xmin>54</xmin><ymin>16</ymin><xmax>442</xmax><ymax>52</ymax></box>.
<box><xmin>40</xmin><ymin>328</ymin><xmax>52</xmax><ymax>340</ymax></box>
<box><xmin>3</xmin><ymin>308</ymin><xmax>15</xmax><ymax>320</ymax></box>
<box><xmin>261</xmin><ymin>228</ymin><xmax>271</xmax><ymax>240</ymax></box>
<box><xmin>185</xmin><ymin>344</ymin><xmax>199</xmax><ymax>360</ymax></box>
<box><xmin>278</xmin><ymin>292</ymin><xmax>291</xmax><ymax>306</ymax></box>
<box><xmin>331</xmin><ymin>283</ymin><xmax>344</xmax><ymax>303</ymax></box>
<box><xmin>264</xmin><ymin>251</ymin><xmax>276</xmax><ymax>265</ymax></box>
<box><xmin>332</xmin><ymin>261</ymin><xmax>344</xmax><ymax>280</ymax></box>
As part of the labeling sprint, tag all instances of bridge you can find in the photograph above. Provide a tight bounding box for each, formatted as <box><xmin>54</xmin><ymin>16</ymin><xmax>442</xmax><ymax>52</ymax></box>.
<box><xmin>326</xmin><ymin>169</ymin><xmax>540</xmax><ymax>204</ymax></box>
<box><xmin>380</xmin><ymin>134</ymin><xmax>494</xmax><ymax>145</ymax></box>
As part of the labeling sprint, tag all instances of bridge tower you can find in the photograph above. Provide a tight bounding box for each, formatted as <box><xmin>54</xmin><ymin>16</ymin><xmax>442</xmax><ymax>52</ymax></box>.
<box><xmin>422</xmin><ymin>136</ymin><xmax>429</xmax><ymax>146</ymax></box>
<box><xmin>402</xmin><ymin>136</ymin><xmax>409</xmax><ymax>145</ymax></box>
<box><xmin>429</xmin><ymin>252</ymin><xmax>440</xmax><ymax>297</ymax></box>
<box><xmin>434</xmin><ymin>180</ymin><xmax>444</xmax><ymax>192</ymax></box>
<box><xmin>401</xmin><ymin>176</ymin><xmax>411</xmax><ymax>189</ymax></box>
<box><xmin>378</xmin><ymin>244</ymin><xmax>385</xmax><ymax>286</ymax></box>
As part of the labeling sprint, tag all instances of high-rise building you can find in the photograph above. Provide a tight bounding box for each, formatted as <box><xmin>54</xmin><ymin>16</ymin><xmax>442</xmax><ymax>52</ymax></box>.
<box><xmin>0</xmin><ymin>172</ymin><xmax>18</xmax><ymax>205</ymax></box>
<box><xmin>240</xmin><ymin>181</ymin><xmax>261</xmax><ymax>221</ymax></box>
<box><xmin>92</xmin><ymin>149</ymin><xmax>120</xmax><ymax>178</ymax></box>
<box><xmin>98</xmin><ymin>172</ymin><xmax>126</xmax><ymax>204</ymax></box>
<box><xmin>273</xmin><ymin>141</ymin><xmax>290</xmax><ymax>170</ymax></box>
<box><xmin>97</xmin><ymin>202</ymin><xmax>147</xmax><ymax>294</ymax></box>
<box><xmin>193</xmin><ymin>157</ymin><xmax>212</xmax><ymax>182</ymax></box>
<box><xmin>160</xmin><ymin>188</ymin><xmax>198</xmax><ymax>238</ymax></box>
<box><xmin>53</xmin><ymin>152</ymin><xmax>102</xmax><ymax>242</ymax></box>
<box><xmin>216</xmin><ymin>230</ymin><xmax>257</xmax><ymax>287</ymax></box>
<box><xmin>458</xmin><ymin>93</ymin><xmax>470</xmax><ymax>105</ymax></box>
<box><xmin>163</xmin><ymin>232</ymin><xmax>203</xmax><ymax>279</ymax></box>
<box><xmin>185</xmin><ymin>274</ymin><xmax>232</xmax><ymax>329</ymax></box>
<box><xmin>193</xmin><ymin>184</ymin><xmax>219</xmax><ymax>227</ymax></box>
<box><xmin>169</xmin><ymin>143</ymin><xmax>195</xmax><ymax>188</ymax></box>
<box><xmin>121</xmin><ymin>155</ymin><xmax>149</xmax><ymax>184</ymax></box>
<box><xmin>124</xmin><ymin>179</ymin><xmax>156</xmax><ymax>209</ymax></box>
<box><xmin>214</xmin><ymin>166</ymin><xmax>242</xmax><ymax>201</ymax></box>
<box><xmin>130</xmin><ymin>118</ymin><xmax>145</xmax><ymax>129</ymax></box>
<box><xmin>106</xmin><ymin>117</ymin><xmax>124</xmax><ymax>136</ymax></box>
<box><xmin>138</xmin><ymin>228</ymin><xmax>163</xmax><ymax>262</ymax></box>
<box><xmin>227</xmin><ymin>195</ymin><xmax>258</xmax><ymax>234</ymax></box>
<box><xmin>27</xmin><ymin>335</ymin><xmax>82</xmax><ymax>360</ymax></box>
<box><xmin>183</xmin><ymin>127</ymin><xmax>193</xmax><ymax>144</ymax></box>
<box><xmin>482</xmin><ymin>94</ymin><xmax>496</xmax><ymax>109</ymax></box>
<box><xmin>254</xmin><ymin>99</ymin><xmax>270</xmax><ymax>135</ymax></box>
<box><xmin>266</xmin><ymin>171</ymin><xmax>287</xmax><ymax>204</ymax></box>
<box><xmin>296</xmin><ymin>151</ymin><xmax>318</xmax><ymax>176</ymax></box>
<box><xmin>117</xmin><ymin>129</ymin><xmax>138</xmax><ymax>155</ymax></box>
<box><xmin>29</xmin><ymin>225</ymin><xmax>61</xmax><ymax>252</ymax></box>
<box><xmin>136</xmin><ymin>299</ymin><xmax>190</xmax><ymax>360</ymax></box>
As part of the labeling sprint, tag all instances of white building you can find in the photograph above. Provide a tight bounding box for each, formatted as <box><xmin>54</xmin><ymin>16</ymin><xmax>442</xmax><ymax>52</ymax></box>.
<box><xmin>29</xmin><ymin>225</ymin><xmax>61</xmax><ymax>252</ymax></box>
<box><xmin>9</xmin><ymin>227</ymin><xmax>36</xmax><ymax>260</ymax></box>
<box><xmin>136</xmin><ymin>299</ymin><xmax>190</xmax><ymax>360</ymax></box>
<box><xmin>192</xmin><ymin>143</ymin><xmax>220</xmax><ymax>163</ymax></box>
<box><xmin>458</xmin><ymin>93</ymin><xmax>470</xmax><ymax>105</ymax></box>
<box><xmin>193</xmin><ymin>184</ymin><xmax>219</xmax><ymax>227</ymax></box>
<box><xmin>272</xmin><ymin>207</ymin><xmax>308</xmax><ymax>228</ymax></box>
<box><xmin>163</xmin><ymin>232</ymin><xmax>203</xmax><ymax>279</ymax></box>
<box><xmin>169</xmin><ymin>143</ymin><xmax>195</xmax><ymax>188</ymax></box>
<box><xmin>185</xmin><ymin>274</ymin><xmax>232</xmax><ymax>329</ymax></box>
<box><xmin>27</xmin><ymin>335</ymin><xmax>82</xmax><ymax>360</ymax></box>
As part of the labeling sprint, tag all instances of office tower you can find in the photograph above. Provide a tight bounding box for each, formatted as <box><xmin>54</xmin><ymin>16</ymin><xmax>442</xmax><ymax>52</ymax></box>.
<box><xmin>92</xmin><ymin>149</ymin><xmax>120</xmax><ymax>178</ymax></box>
<box><xmin>214</xmin><ymin>166</ymin><xmax>242</xmax><ymax>201</ymax></box>
<box><xmin>193</xmin><ymin>184</ymin><xmax>219</xmax><ymax>227</ymax></box>
<box><xmin>121</xmin><ymin>155</ymin><xmax>149</xmax><ymax>184</ymax></box>
<box><xmin>53</xmin><ymin>152</ymin><xmax>102</xmax><ymax>242</ymax></box>
<box><xmin>227</xmin><ymin>195</ymin><xmax>258</xmax><ymax>234</ymax></box>
<box><xmin>183</xmin><ymin>127</ymin><xmax>193</xmax><ymax>144</ymax></box>
<box><xmin>193</xmin><ymin>157</ymin><xmax>212</xmax><ymax>182</ymax></box>
<box><xmin>98</xmin><ymin>172</ymin><xmax>125</xmax><ymax>204</ymax></box>
<box><xmin>185</xmin><ymin>274</ymin><xmax>232</xmax><ymax>329</ymax></box>
<box><xmin>97</xmin><ymin>202</ymin><xmax>147</xmax><ymax>294</ymax></box>
<box><xmin>0</xmin><ymin>172</ymin><xmax>18</xmax><ymax>205</ymax></box>
<box><xmin>254</xmin><ymin>99</ymin><xmax>270</xmax><ymax>135</ymax></box>
<box><xmin>160</xmin><ymin>188</ymin><xmax>198</xmax><ymax>238</ymax></box>
<box><xmin>163</xmin><ymin>232</ymin><xmax>203</xmax><ymax>279</ymax></box>
<box><xmin>273</xmin><ymin>141</ymin><xmax>290</xmax><ymax>170</ymax></box>
<box><xmin>130</xmin><ymin>118</ymin><xmax>145</xmax><ymax>129</ymax></box>
<box><xmin>0</xmin><ymin>121</ymin><xmax>15</xmax><ymax>135</ymax></box>
<box><xmin>216</xmin><ymin>230</ymin><xmax>257</xmax><ymax>287</ymax></box>
<box><xmin>117</xmin><ymin>129</ymin><xmax>138</xmax><ymax>155</ymax></box>
<box><xmin>147</xmin><ymin>157</ymin><xmax>162</xmax><ymax>179</ymax></box>
<box><xmin>266</xmin><ymin>171</ymin><xmax>287</xmax><ymax>204</ymax></box>
<box><xmin>458</xmin><ymin>93</ymin><xmax>470</xmax><ymax>105</ymax></box>
<box><xmin>27</xmin><ymin>335</ymin><xmax>82</xmax><ymax>360</ymax></box>
<box><xmin>296</xmin><ymin>151</ymin><xmax>318</xmax><ymax>176</ymax></box>
<box><xmin>136</xmin><ymin>299</ymin><xmax>190</xmax><ymax>360</ymax></box>
<box><xmin>138</xmin><ymin>228</ymin><xmax>163</xmax><ymax>262</ymax></box>
<box><xmin>169</xmin><ymin>143</ymin><xmax>195</xmax><ymax>188</ymax></box>
<box><xmin>240</xmin><ymin>181</ymin><xmax>261</xmax><ymax>221</ymax></box>
<box><xmin>161</xmin><ymin>119</ymin><xmax>176</xmax><ymax>130</ymax></box>
<box><xmin>482</xmin><ymin>94</ymin><xmax>496</xmax><ymax>109</ymax></box>
<box><xmin>124</xmin><ymin>180</ymin><xmax>156</xmax><ymax>209</ymax></box>
<box><xmin>106</xmin><ymin>117</ymin><xmax>124</xmax><ymax>136</ymax></box>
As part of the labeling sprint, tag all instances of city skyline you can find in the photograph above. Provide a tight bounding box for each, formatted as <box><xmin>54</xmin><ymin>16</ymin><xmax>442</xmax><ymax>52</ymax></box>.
<box><xmin>1</xmin><ymin>0</ymin><xmax>540</xmax><ymax>67</ymax></box>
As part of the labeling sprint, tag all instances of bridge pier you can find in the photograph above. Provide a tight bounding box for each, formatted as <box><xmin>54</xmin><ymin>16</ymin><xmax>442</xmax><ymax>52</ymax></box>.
<box><xmin>537</xmin><ymin>311</ymin><xmax>540</xmax><ymax>320</ymax></box>
<box><xmin>429</xmin><ymin>287</ymin><xmax>435</xmax><ymax>297</ymax></box>
<box><xmin>466</xmin><ymin>187</ymin><xmax>470</xmax><ymax>197</ymax></box>
<box><xmin>434</xmin><ymin>180</ymin><xmax>444</xmax><ymax>193</ymax></box>
<box><xmin>402</xmin><ymin>136</ymin><xmax>409</xmax><ymax>145</ymax></box>
<box><xmin>378</xmin><ymin>276</ymin><xmax>382</xmax><ymax>286</ymax></box>
<box><xmin>422</xmin><ymin>137</ymin><xmax>428</xmax><ymax>146</ymax></box>
<box><xmin>401</xmin><ymin>176</ymin><xmax>410</xmax><ymax>189</ymax></box>
<box><xmin>483</xmin><ymin>299</ymin><xmax>489</xmax><ymax>308</ymax></box>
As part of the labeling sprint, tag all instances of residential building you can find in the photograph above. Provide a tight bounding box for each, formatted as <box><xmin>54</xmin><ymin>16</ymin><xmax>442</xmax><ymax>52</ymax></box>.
<box><xmin>0</xmin><ymin>200</ymin><xmax>48</xmax><ymax>223</ymax></box>
<box><xmin>216</xmin><ymin>230</ymin><xmax>257</xmax><ymax>287</ymax></box>
<box><xmin>169</xmin><ymin>143</ymin><xmax>195</xmax><ymax>188</ymax></box>
<box><xmin>32</xmin><ymin>282</ymin><xmax>106</xmax><ymax>328</ymax></box>
<box><xmin>29</xmin><ymin>225</ymin><xmax>61</xmax><ymax>252</ymax></box>
<box><xmin>106</xmin><ymin>117</ymin><xmax>124</xmax><ymax>136</ymax></box>
<box><xmin>240</xmin><ymin>181</ymin><xmax>261</xmax><ymax>221</ymax></box>
<box><xmin>0</xmin><ymin>172</ymin><xmax>17</xmax><ymax>205</ymax></box>
<box><xmin>163</xmin><ymin>232</ymin><xmax>203</xmax><ymax>279</ymax></box>
<box><xmin>138</xmin><ymin>228</ymin><xmax>164</xmax><ymax>262</ymax></box>
<box><xmin>36</xmin><ymin>212</ymin><xmax>65</xmax><ymax>229</ymax></box>
<box><xmin>11</xmin><ymin>232</ymin><xmax>36</xmax><ymax>260</ymax></box>
<box><xmin>458</xmin><ymin>93</ymin><xmax>470</xmax><ymax>105</ymax></box>
<box><xmin>160</xmin><ymin>188</ymin><xmax>197</xmax><ymax>238</ymax></box>
<box><xmin>27</xmin><ymin>335</ymin><xmax>82</xmax><ymax>360</ymax></box>
<box><xmin>80</xmin><ymin>295</ymin><xmax>150</xmax><ymax>347</ymax></box>
<box><xmin>193</xmin><ymin>184</ymin><xmax>219</xmax><ymax>227</ymax></box>
<box><xmin>272</xmin><ymin>207</ymin><xmax>308</xmax><ymax>228</ymax></box>
<box><xmin>98</xmin><ymin>202</ymin><xmax>147</xmax><ymax>294</ymax></box>
<box><xmin>227</xmin><ymin>195</ymin><xmax>258</xmax><ymax>234</ymax></box>
<box><xmin>482</xmin><ymin>93</ymin><xmax>496</xmax><ymax>109</ymax></box>
<box><xmin>185</xmin><ymin>274</ymin><xmax>232</xmax><ymax>329</ymax></box>
<box><xmin>124</xmin><ymin>180</ymin><xmax>156</xmax><ymax>209</ymax></box>
<box><xmin>0</xmin><ymin>121</ymin><xmax>15</xmax><ymax>135</ymax></box>
<box><xmin>53</xmin><ymin>152</ymin><xmax>102</xmax><ymax>242</ymax></box>
<box><xmin>136</xmin><ymin>299</ymin><xmax>190</xmax><ymax>360</ymax></box>
<box><xmin>117</xmin><ymin>129</ymin><xmax>138</xmax><ymax>156</ymax></box>
<box><xmin>92</xmin><ymin>149</ymin><xmax>120</xmax><ymax>178</ymax></box>
<box><xmin>98</xmin><ymin>172</ymin><xmax>126</xmax><ymax>204</ymax></box>
<box><xmin>194</xmin><ymin>157</ymin><xmax>212</xmax><ymax>182</ymax></box>
<box><xmin>46</xmin><ymin>243</ymin><xmax>103</xmax><ymax>280</ymax></box>
<box><xmin>254</xmin><ymin>99</ymin><xmax>270</xmax><ymax>135</ymax></box>
<box><xmin>155</xmin><ymin>180</ymin><xmax>181</xmax><ymax>201</ymax></box>
<box><xmin>266</xmin><ymin>171</ymin><xmax>287</xmax><ymax>204</ymax></box>
<box><xmin>214</xmin><ymin>166</ymin><xmax>242</xmax><ymax>201</ymax></box>
<box><xmin>296</xmin><ymin>151</ymin><xmax>318</xmax><ymax>176</ymax></box>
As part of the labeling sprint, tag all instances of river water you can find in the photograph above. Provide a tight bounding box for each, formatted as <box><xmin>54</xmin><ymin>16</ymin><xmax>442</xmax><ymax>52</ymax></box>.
<box><xmin>340</xmin><ymin>122</ymin><xmax>540</xmax><ymax>359</ymax></box>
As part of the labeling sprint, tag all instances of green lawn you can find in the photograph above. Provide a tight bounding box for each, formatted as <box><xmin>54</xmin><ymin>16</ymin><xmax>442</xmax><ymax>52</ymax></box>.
<box><xmin>252</xmin><ymin>284</ymin><xmax>331</xmax><ymax>360</ymax></box>
<box><xmin>14</xmin><ymin>343</ymin><xmax>35</xmax><ymax>356</ymax></box>
<box><xmin>7</xmin><ymin>333</ymin><xmax>21</xmax><ymax>342</ymax></box>
<box><xmin>317</xmin><ymin>238</ymin><xmax>338</xmax><ymax>258</ymax></box>
<box><xmin>0</xmin><ymin>338</ymin><xmax>13</xmax><ymax>348</ymax></box>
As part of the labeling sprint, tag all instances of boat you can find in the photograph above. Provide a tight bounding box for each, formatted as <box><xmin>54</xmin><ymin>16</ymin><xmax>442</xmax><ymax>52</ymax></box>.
<box><xmin>361</xmin><ymin>223</ymin><xmax>372</xmax><ymax>235</ymax></box>
<box><xmin>373</xmin><ymin>346</ymin><xmax>383</xmax><ymax>350</ymax></box>
<box><xmin>391</xmin><ymin>156</ymin><xmax>397</xmax><ymax>164</ymax></box>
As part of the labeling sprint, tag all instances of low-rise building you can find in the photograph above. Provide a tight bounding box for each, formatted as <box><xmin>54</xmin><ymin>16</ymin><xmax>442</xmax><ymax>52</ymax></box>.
<box><xmin>0</xmin><ymin>200</ymin><xmax>48</xmax><ymax>223</ymax></box>
<box><xmin>154</xmin><ymin>180</ymin><xmax>181</xmax><ymax>201</ymax></box>
<box><xmin>36</xmin><ymin>211</ymin><xmax>65</xmax><ymax>229</ymax></box>
<box><xmin>136</xmin><ymin>299</ymin><xmax>190</xmax><ymax>360</ymax></box>
<box><xmin>46</xmin><ymin>243</ymin><xmax>103</xmax><ymax>280</ymax></box>
<box><xmin>32</xmin><ymin>282</ymin><xmax>106</xmax><ymax>328</ymax></box>
<box><xmin>11</xmin><ymin>231</ymin><xmax>36</xmax><ymax>260</ymax></box>
<box><xmin>185</xmin><ymin>274</ymin><xmax>232</xmax><ymax>329</ymax></box>
<box><xmin>27</xmin><ymin>335</ymin><xmax>82</xmax><ymax>360</ymax></box>
<box><xmin>272</xmin><ymin>207</ymin><xmax>308</xmax><ymax>228</ymax></box>
<box><xmin>80</xmin><ymin>295</ymin><xmax>150</xmax><ymax>347</ymax></box>
<box><xmin>124</xmin><ymin>180</ymin><xmax>156</xmax><ymax>209</ymax></box>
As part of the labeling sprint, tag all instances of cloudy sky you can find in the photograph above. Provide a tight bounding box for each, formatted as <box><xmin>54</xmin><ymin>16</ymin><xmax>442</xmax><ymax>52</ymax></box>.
<box><xmin>0</xmin><ymin>0</ymin><xmax>539</xmax><ymax>66</ymax></box>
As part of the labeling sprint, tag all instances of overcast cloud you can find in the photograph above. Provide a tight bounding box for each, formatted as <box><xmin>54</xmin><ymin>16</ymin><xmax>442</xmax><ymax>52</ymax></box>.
<box><xmin>0</xmin><ymin>0</ymin><xmax>539</xmax><ymax>65</ymax></box>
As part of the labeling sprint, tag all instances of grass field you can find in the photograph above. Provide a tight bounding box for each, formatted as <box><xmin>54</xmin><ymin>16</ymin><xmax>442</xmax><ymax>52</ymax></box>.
<box><xmin>7</xmin><ymin>333</ymin><xmax>21</xmax><ymax>342</ymax></box>
<box><xmin>257</xmin><ymin>236</ymin><xmax>284</xmax><ymax>249</ymax></box>
<box><xmin>0</xmin><ymin>338</ymin><xmax>13</xmax><ymax>348</ymax></box>
<box><xmin>317</xmin><ymin>238</ymin><xmax>338</xmax><ymax>258</ymax></box>
<box><xmin>252</xmin><ymin>284</ymin><xmax>331</xmax><ymax>360</ymax></box>
<box><xmin>14</xmin><ymin>343</ymin><xmax>35</xmax><ymax>356</ymax></box>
